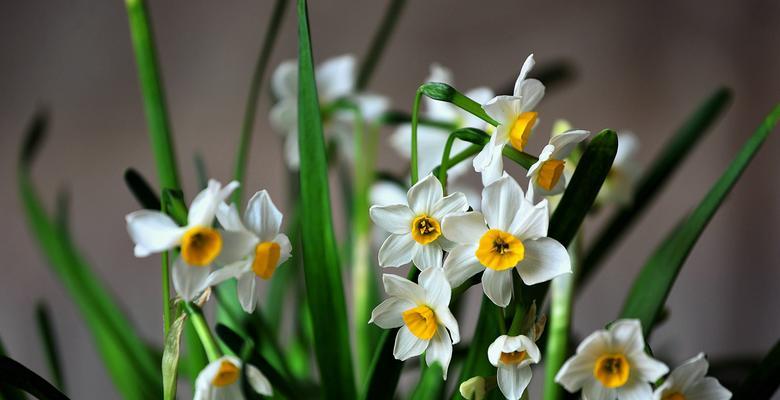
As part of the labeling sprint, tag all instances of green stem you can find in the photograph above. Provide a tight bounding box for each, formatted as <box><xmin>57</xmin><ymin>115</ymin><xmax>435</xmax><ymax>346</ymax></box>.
<box><xmin>356</xmin><ymin>0</ymin><xmax>407</xmax><ymax>90</ymax></box>
<box><xmin>183</xmin><ymin>302</ymin><xmax>221</xmax><ymax>362</ymax></box>
<box><xmin>411</xmin><ymin>87</ymin><xmax>424</xmax><ymax>184</ymax></box>
<box><xmin>507</xmin><ymin>274</ymin><xmax>526</xmax><ymax>336</ymax></box>
<box><xmin>160</xmin><ymin>199</ymin><xmax>171</xmax><ymax>338</ymax></box>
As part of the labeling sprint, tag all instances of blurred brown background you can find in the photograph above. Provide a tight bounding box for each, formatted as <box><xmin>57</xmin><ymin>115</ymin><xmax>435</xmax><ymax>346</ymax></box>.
<box><xmin>1</xmin><ymin>0</ymin><xmax>779</xmax><ymax>398</ymax></box>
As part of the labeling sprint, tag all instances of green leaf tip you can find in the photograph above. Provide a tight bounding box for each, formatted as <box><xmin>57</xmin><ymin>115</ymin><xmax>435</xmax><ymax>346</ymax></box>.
<box><xmin>20</xmin><ymin>109</ymin><xmax>49</xmax><ymax>167</ymax></box>
<box><xmin>124</xmin><ymin>168</ymin><xmax>162</xmax><ymax>210</ymax></box>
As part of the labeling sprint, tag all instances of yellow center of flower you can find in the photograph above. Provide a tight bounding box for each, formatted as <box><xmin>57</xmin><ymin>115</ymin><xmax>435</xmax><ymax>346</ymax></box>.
<box><xmin>593</xmin><ymin>353</ymin><xmax>630</xmax><ymax>388</ymax></box>
<box><xmin>509</xmin><ymin>111</ymin><xmax>538</xmax><ymax>151</ymax></box>
<box><xmin>499</xmin><ymin>350</ymin><xmax>528</xmax><ymax>365</ymax></box>
<box><xmin>402</xmin><ymin>305</ymin><xmax>437</xmax><ymax>340</ymax></box>
<box><xmin>475</xmin><ymin>229</ymin><xmax>525</xmax><ymax>271</ymax></box>
<box><xmin>181</xmin><ymin>226</ymin><xmax>222</xmax><ymax>266</ymax></box>
<box><xmin>537</xmin><ymin>159</ymin><xmax>565</xmax><ymax>191</ymax></box>
<box><xmin>252</xmin><ymin>241</ymin><xmax>281</xmax><ymax>279</ymax></box>
<box><xmin>211</xmin><ymin>360</ymin><xmax>240</xmax><ymax>387</ymax></box>
<box><xmin>410</xmin><ymin>215</ymin><xmax>441</xmax><ymax>245</ymax></box>
<box><xmin>663</xmin><ymin>394</ymin><xmax>686</xmax><ymax>400</ymax></box>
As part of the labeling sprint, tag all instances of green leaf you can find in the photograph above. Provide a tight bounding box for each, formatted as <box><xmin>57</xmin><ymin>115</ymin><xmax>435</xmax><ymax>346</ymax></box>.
<box><xmin>409</xmin><ymin>363</ymin><xmax>445</xmax><ymax>400</ymax></box>
<box><xmin>733</xmin><ymin>338</ymin><xmax>780</xmax><ymax>399</ymax></box>
<box><xmin>452</xmin><ymin>298</ymin><xmax>503</xmax><ymax>399</ymax></box>
<box><xmin>35</xmin><ymin>302</ymin><xmax>65</xmax><ymax>392</ymax></box>
<box><xmin>162</xmin><ymin>311</ymin><xmax>187</xmax><ymax>400</ymax></box>
<box><xmin>579</xmin><ymin>88</ymin><xmax>732</xmax><ymax>286</ymax></box>
<box><xmin>124</xmin><ymin>0</ymin><xmax>180</xmax><ymax>191</ymax></box>
<box><xmin>0</xmin><ymin>336</ymin><xmax>26</xmax><ymax>400</ymax></box>
<box><xmin>18</xmin><ymin>111</ymin><xmax>161</xmax><ymax>399</ymax></box>
<box><xmin>0</xmin><ymin>356</ymin><xmax>69</xmax><ymax>400</ymax></box>
<box><xmin>124</xmin><ymin>168</ymin><xmax>161</xmax><ymax>210</ymax></box>
<box><xmin>296</xmin><ymin>0</ymin><xmax>356</xmax><ymax>397</ymax></box>
<box><xmin>356</xmin><ymin>0</ymin><xmax>406</xmax><ymax>90</ymax></box>
<box><xmin>619</xmin><ymin>105</ymin><xmax>780</xmax><ymax>335</ymax></box>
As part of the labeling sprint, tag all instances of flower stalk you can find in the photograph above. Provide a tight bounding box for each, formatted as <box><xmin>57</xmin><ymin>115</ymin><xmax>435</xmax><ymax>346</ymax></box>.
<box><xmin>183</xmin><ymin>302</ymin><xmax>221</xmax><ymax>362</ymax></box>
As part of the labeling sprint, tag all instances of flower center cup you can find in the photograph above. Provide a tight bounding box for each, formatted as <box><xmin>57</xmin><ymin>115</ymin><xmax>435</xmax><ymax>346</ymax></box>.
<box><xmin>211</xmin><ymin>360</ymin><xmax>240</xmax><ymax>387</ymax></box>
<box><xmin>663</xmin><ymin>394</ymin><xmax>686</xmax><ymax>400</ymax></box>
<box><xmin>537</xmin><ymin>159</ymin><xmax>565</xmax><ymax>190</ymax></box>
<box><xmin>593</xmin><ymin>353</ymin><xmax>630</xmax><ymax>388</ymax></box>
<box><xmin>411</xmin><ymin>215</ymin><xmax>441</xmax><ymax>245</ymax></box>
<box><xmin>181</xmin><ymin>226</ymin><xmax>222</xmax><ymax>266</ymax></box>
<box><xmin>509</xmin><ymin>111</ymin><xmax>538</xmax><ymax>151</ymax></box>
<box><xmin>252</xmin><ymin>241</ymin><xmax>281</xmax><ymax>279</ymax></box>
<box><xmin>475</xmin><ymin>229</ymin><xmax>525</xmax><ymax>271</ymax></box>
<box><xmin>402</xmin><ymin>305</ymin><xmax>437</xmax><ymax>340</ymax></box>
<box><xmin>499</xmin><ymin>350</ymin><xmax>528</xmax><ymax>365</ymax></box>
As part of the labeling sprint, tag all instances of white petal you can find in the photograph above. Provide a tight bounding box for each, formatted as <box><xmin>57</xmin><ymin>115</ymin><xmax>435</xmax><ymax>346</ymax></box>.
<box><xmin>509</xmin><ymin>198</ymin><xmax>549</xmax><ymax>240</ymax></box>
<box><xmin>419</xmin><ymin>266</ymin><xmax>451</xmax><ymax>308</ymax></box>
<box><xmin>351</xmin><ymin>93</ymin><xmax>389</xmax><ymax>121</ymax></box>
<box><xmin>482</xmin><ymin>269</ymin><xmax>513</xmax><ymax>307</ymax></box>
<box><xmin>237</xmin><ymin>272</ymin><xmax>258</xmax><ymax>313</ymax></box>
<box><xmin>216</xmin><ymin>229</ymin><xmax>257</xmax><ymax>265</ymax></box>
<box><xmin>631</xmin><ymin>352</ymin><xmax>669</xmax><ymax>382</ymax></box>
<box><xmin>407</xmin><ymin>174</ymin><xmax>443</xmax><ymax>215</ymax></box>
<box><xmin>369</xmin><ymin>204</ymin><xmax>415</xmax><ymax>234</ymax></box>
<box><xmin>610</xmin><ymin>319</ymin><xmax>646</xmax><ymax>355</ymax></box>
<box><xmin>577</xmin><ymin>330</ymin><xmax>613</xmax><ymax>359</ymax></box>
<box><xmin>426</xmin><ymin>326</ymin><xmax>453</xmax><ymax>379</ymax></box>
<box><xmin>283</xmin><ymin>129</ymin><xmax>300</xmax><ymax>170</ymax></box>
<box><xmin>244</xmin><ymin>190</ymin><xmax>283</xmax><ymax>241</ymax></box>
<box><xmin>246</xmin><ymin>364</ymin><xmax>273</xmax><ymax>396</ymax></box>
<box><xmin>555</xmin><ymin>352</ymin><xmax>596</xmax><ymax>392</ymax></box>
<box><xmin>669</xmin><ymin>353</ymin><xmax>709</xmax><ymax>392</ymax></box>
<box><xmin>172</xmin><ymin>257</ymin><xmax>211</xmax><ymax>301</ymax></box>
<box><xmin>582</xmin><ymin>379</ymin><xmax>615</xmax><ymax>400</ymax></box>
<box><xmin>269</xmin><ymin>98</ymin><xmax>297</xmax><ymax>132</ymax></box>
<box><xmin>517</xmin><ymin>79</ymin><xmax>545</xmax><ymax>111</ymax></box>
<box><xmin>390</xmin><ymin>124</ymin><xmax>450</xmax><ymax>177</ymax></box>
<box><xmin>393</xmin><ymin>326</ymin><xmax>428</xmax><ymax>360</ymax></box>
<box><xmin>442</xmin><ymin>244</ymin><xmax>484</xmax><ymax>287</ymax></box>
<box><xmin>487</xmin><ymin>335</ymin><xmax>508</xmax><ymax>366</ymax></box>
<box><xmin>461</xmin><ymin>87</ymin><xmax>495</xmax><ymax>127</ymax></box>
<box><xmin>316</xmin><ymin>54</ymin><xmax>356</xmax><ymax>101</ymax></box>
<box><xmin>413</xmin><ymin>243</ymin><xmax>443</xmax><ymax>270</ymax></box>
<box><xmin>273</xmin><ymin>233</ymin><xmax>292</xmax><ymax>266</ymax></box>
<box><xmin>685</xmin><ymin>377</ymin><xmax>732</xmax><ymax>400</ymax></box>
<box><xmin>125</xmin><ymin>210</ymin><xmax>184</xmax><ymax>256</ymax></box>
<box><xmin>516</xmin><ymin>335</ymin><xmax>541</xmax><ymax>363</ymax></box>
<box><xmin>526</xmin><ymin>145</ymin><xmax>554</xmax><ymax>178</ymax></box>
<box><xmin>617</xmin><ymin>382</ymin><xmax>653</xmax><ymax>400</ymax></box>
<box><xmin>482</xmin><ymin>174</ymin><xmax>524</xmax><ymax>231</ymax></box>
<box><xmin>378</xmin><ymin>234</ymin><xmax>416</xmax><ymax>267</ymax></box>
<box><xmin>497</xmin><ymin>365</ymin><xmax>532</xmax><ymax>400</ymax></box>
<box><xmin>614</xmin><ymin>132</ymin><xmax>640</xmax><ymax>166</ymax></box>
<box><xmin>427</xmin><ymin>63</ymin><xmax>453</xmax><ymax>85</ymax></box>
<box><xmin>189</xmin><ymin>180</ymin><xmax>239</xmax><ymax>227</ymax></box>
<box><xmin>441</xmin><ymin>212</ymin><xmax>487</xmax><ymax>245</ymax></box>
<box><xmin>271</xmin><ymin>60</ymin><xmax>297</xmax><ymax>99</ymax></box>
<box><xmin>207</xmin><ymin>260</ymin><xmax>251</xmax><ymax>286</ymax></box>
<box><xmin>483</xmin><ymin>96</ymin><xmax>522</xmax><ymax>126</ymax></box>
<box><xmin>216</xmin><ymin>203</ymin><xmax>245</xmax><ymax>232</ymax></box>
<box><xmin>382</xmin><ymin>273</ymin><xmax>426</xmax><ymax>303</ymax></box>
<box><xmin>369</xmin><ymin>181</ymin><xmax>408</xmax><ymax>207</ymax></box>
<box><xmin>435</xmin><ymin>306</ymin><xmax>460</xmax><ymax>344</ymax></box>
<box><xmin>479</xmin><ymin>144</ymin><xmax>505</xmax><ymax>187</ymax></box>
<box><xmin>512</xmin><ymin>54</ymin><xmax>535</xmax><ymax>96</ymax></box>
<box><xmin>550</xmin><ymin>129</ymin><xmax>590</xmax><ymax>160</ymax></box>
<box><xmin>516</xmin><ymin>238</ymin><xmax>571</xmax><ymax>285</ymax></box>
<box><xmin>369</xmin><ymin>297</ymin><xmax>414</xmax><ymax>329</ymax></box>
<box><xmin>431</xmin><ymin>192</ymin><xmax>469</xmax><ymax>221</ymax></box>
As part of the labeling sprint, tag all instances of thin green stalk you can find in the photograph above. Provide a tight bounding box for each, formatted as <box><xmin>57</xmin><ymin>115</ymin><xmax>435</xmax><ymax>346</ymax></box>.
<box><xmin>160</xmin><ymin>198</ymin><xmax>172</xmax><ymax>337</ymax></box>
<box><xmin>124</xmin><ymin>0</ymin><xmax>180</xmax><ymax>191</ymax></box>
<box><xmin>411</xmin><ymin>87</ymin><xmax>424</xmax><ymax>183</ymax></box>
<box><xmin>356</xmin><ymin>0</ymin><xmax>407</xmax><ymax>90</ymax></box>
<box><xmin>231</xmin><ymin>0</ymin><xmax>288</xmax><ymax>205</ymax></box>
<box><xmin>507</xmin><ymin>274</ymin><xmax>525</xmax><ymax>336</ymax></box>
<box><xmin>183</xmin><ymin>302</ymin><xmax>221</xmax><ymax>362</ymax></box>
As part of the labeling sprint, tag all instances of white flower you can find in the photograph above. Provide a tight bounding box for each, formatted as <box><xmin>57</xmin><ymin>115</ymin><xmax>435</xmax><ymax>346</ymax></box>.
<box><xmin>126</xmin><ymin>179</ymin><xmax>239</xmax><ymax>301</ymax></box>
<box><xmin>653</xmin><ymin>353</ymin><xmax>731</xmax><ymax>400</ymax></box>
<box><xmin>270</xmin><ymin>54</ymin><xmax>389</xmax><ymax>169</ymax></box>
<box><xmin>597</xmin><ymin>132</ymin><xmax>641</xmax><ymax>206</ymax></box>
<box><xmin>369</xmin><ymin>267</ymin><xmax>460</xmax><ymax>379</ymax></box>
<box><xmin>194</xmin><ymin>356</ymin><xmax>272</xmax><ymax>400</ymax></box>
<box><xmin>390</xmin><ymin>64</ymin><xmax>494</xmax><ymax>180</ymax></box>
<box><xmin>206</xmin><ymin>190</ymin><xmax>291</xmax><ymax>313</ymax></box>
<box><xmin>488</xmin><ymin>335</ymin><xmax>541</xmax><ymax>400</ymax></box>
<box><xmin>370</xmin><ymin>174</ymin><xmax>468</xmax><ymax>270</ymax></box>
<box><xmin>555</xmin><ymin>319</ymin><xmax>669</xmax><ymax>400</ymax></box>
<box><xmin>474</xmin><ymin>54</ymin><xmax>545</xmax><ymax>186</ymax></box>
<box><xmin>441</xmin><ymin>174</ymin><xmax>570</xmax><ymax>307</ymax></box>
<box><xmin>526</xmin><ymin>129</ymin><xmax>590</xmax><ymax>204</ymax></box>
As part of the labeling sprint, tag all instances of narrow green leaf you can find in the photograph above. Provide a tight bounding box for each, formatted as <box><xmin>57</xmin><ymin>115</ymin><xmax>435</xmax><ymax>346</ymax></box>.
<box><xmin>0</xmin><ymin>336</ymin><xmax>26</xmax><ymax>400</ymax></box>
<box><xmin>619</xmin><ymin>105</ymin><xmax>780</xmax><ymax>335</ymax></box>
<box><xmin>124</xmin><ymin>0</ymin><xmax>180</xmax><ymax>191</ymax></box>
<box><xmin>124</xmin><ymin>168</ymin><xmax>161</xmax><ymax>210</ymax></box>
<box><xmin>452</xmin><ymin>298</ymin><xmax>502</xmax><ymax>399</ymax></box>
<box><xmin>409</xmin><ymin>363</ymin><xmax>445</xmax><ymax>400</ymax></box>
<box><xmin>733</xmin><ymin>338</ymin><xmax>780</xmax><ymax>399</ymax></box>
<box><xmin>356</xmin><ymin>0</ymin><xmax>406</xmax><ymax>90</ymax></box>
<box><xmin>579</xmin><ymin>88</ymin><xmax>732</xmax><ymax>286</ymax></box>
<box><xmin>162</xmin><ymin>311</ymin><xmax>187</xmax><ymax>400</ymax></box>
<box><xmin>296</xmin><ymin>0</ymin><xmax>356</xmax><ymax>397</ymax></box>
<box><xmin>35</xmin><ymin>303</ymin><xmax>65</xmax><ymax>392</ymax></box>
<box><xmin>0</xmin><ymin>356</ymin><xmax>69</xmax><ymax>400</ymax></box>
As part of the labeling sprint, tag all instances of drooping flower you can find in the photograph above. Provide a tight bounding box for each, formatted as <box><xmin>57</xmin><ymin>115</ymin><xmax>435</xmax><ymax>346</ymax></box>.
<box><xmin>194</xmin><ymin>356</ymin><xmax>272</xmax><ymax>400</ymax></box>
<box><xmin>526</xmin><ymin>129</ymin><xmax>590</xmax><ymax>204</ymax></box>
<box><xmin>369</xmin><ymin>267</ymin><xmax>460</xmax><ymax>379</ymax></box>
<box><xmin>370</xmin><ymin>174</ymin><xmax>468</xmax><ymax>270</ymax></box>
<box><xmin>125</xmin><ymin>179</ymin><xmax>239</xmax><ymax>301</ymax></box>
<box><xmin>390</xmin><ymin>63</ymin><xmax>494</xmax><ymax>180</ymax></box>
<box><xmin>206</xmin><ymin>190</ymin><xmax>291</xmax><ymax>313</ymax></box>
<box><xmin>441</xmin><ymin>174</ymin><xmax>570</xmax><ymax>307</ymax></box>
<box><xmin>653</xmin><ymin>353</ymin><xmax>731</xmax><ymax>400</ymax></box>
<box><xmin>596</xmin><ymin>132</ymin><xmax>641</xmax><ymax>206</ymax></box>
<box><xmin>488</xmin><ymin>334</ymin><xmax>541</xmax><ymax>400</ymax></box>
<box><xmin>270</xmin><ymin>54</ymin><xmax>389</xmax><ymax>169</ymax></box>
<box><xmin>473</xmin><ymin>54</ymin><xmax>545</xmax><ymax>185</ymax></box>
<box><xmin>555</xmin><ymin>319</ymin><xmax>669</xmax><ymax>400</ymax></box>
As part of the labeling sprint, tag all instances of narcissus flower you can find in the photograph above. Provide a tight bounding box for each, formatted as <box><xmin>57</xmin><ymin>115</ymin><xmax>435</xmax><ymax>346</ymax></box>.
<box><xmin>596</xmin><ymin>132</ymin><xmax>641</xmax><ymax>206</ymax></box>
<box><xmin>194</xmin><ymin>356</ymin><xmax>272</xmax><ymax>400</ymax></box>
<box><xmin>474</xmin><ymin>54</ymin><xmax>545</xmax><ymax>185</ymax></box>
<box><xmin>526</xmin><ymin>129</ymin><xmax>590</xmax><ymax>203</ymax></box>
<box><xmin>488</xmin><ymin>335</ymin><xmax>541</xmax><ymax>400</ymax></box>
<box><xmin>555</xmin><ymin>319</ymin><xmax>669</xmax><ymax>400</ymax></box>
<box><xmin>370</xmin><ymin>174</ymin><xmax>468</xmax><ymax>270</ymax></box>
<box><xmin>126</xmin><ymin>179</ymin><xmax>239</xmax><ymax>301</ymax></box>
<box><xmin>390</xmin><ymin>63</ymin><xmax>494</xmax><ymax>179</ymax></box>
<box><xmin>207</xmin><ymin>190</ymin><xmax>291</xmax><ymax>313</ymax></box>
<box><xmin>270</xmin><ymin>55</ymin><xmax>389</xmax><ymax>169</ymax></box>
<box><xmin>441</xmin><ymin>174</ymin><xmax>570</xmax><ymax>307</ymax></box>
<box><xmin>369</xmin><ymin>267</ymin><xmax>460</xmax><ymax>379</ymax></box>
<box><xmin>653</xmin><ymin>353</ymin><xmax>731</xmax><ymax>400</ymax></box>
